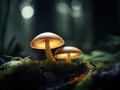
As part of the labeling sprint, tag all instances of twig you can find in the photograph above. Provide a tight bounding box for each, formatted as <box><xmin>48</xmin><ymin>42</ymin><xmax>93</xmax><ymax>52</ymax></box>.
<box><xmin>46</xmin><ymin>82</ymin><xmax>69</xmax><ymax>90</ymax></box>
<box><xmin>3</xmin><ymin>55</ymin><xmax>22</xmax><ymax>60</ymax></box>
<box><xmin>89</xmin><ymin>61</ymin><xmax>97</xmax><ymax>70</ymax></box>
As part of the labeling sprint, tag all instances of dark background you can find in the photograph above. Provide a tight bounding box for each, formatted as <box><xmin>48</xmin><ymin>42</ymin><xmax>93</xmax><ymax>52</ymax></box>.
<box><xmin>0</xmin><ymin>0</ymin><xmax>120</xmax><ymax>59</ymax></box>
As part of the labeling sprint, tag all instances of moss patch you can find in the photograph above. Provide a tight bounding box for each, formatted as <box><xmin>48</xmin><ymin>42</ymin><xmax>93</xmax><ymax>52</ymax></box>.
<box><xmin>0</xmin><ymin>57</ymin><xmax>88</xmax><ymax>90</ymax></box>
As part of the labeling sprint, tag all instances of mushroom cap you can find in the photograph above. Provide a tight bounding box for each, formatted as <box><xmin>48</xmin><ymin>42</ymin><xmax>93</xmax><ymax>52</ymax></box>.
<box><xmin>54</xmin><ymin>46</ymin><xmax>83</xmax><ymax>59</ymax></box>
<box><xmin>30</xmin><ymin>32</ymin><xmax>64</xmax><ymax>49</ymax></box>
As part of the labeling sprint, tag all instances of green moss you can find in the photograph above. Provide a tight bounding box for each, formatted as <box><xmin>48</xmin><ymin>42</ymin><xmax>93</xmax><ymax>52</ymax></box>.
<box><xmin>0</xmin><ymin>57</ymin><xmax>88</xmax><ymax>90</ymax></box>
<box><xmin>0</xmin><ymin>57</ymin><xmax>46</xmax><ymax>90</ymax></box>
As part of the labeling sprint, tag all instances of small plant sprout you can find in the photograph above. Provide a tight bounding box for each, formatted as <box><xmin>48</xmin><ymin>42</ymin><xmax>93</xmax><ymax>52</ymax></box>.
<box><xmin>30</xmin><ymin>32</ymin><xmax>64</xmax><ymax>62</ymax></box>
<box><xmin>54</xmin><ymin>46</ymin><xmax>83</xmax><ymax>63</ymax></box>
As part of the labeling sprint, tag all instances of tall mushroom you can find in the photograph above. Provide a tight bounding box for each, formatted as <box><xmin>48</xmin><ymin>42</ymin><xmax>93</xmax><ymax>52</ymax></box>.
<box><xmin>54</xmin><ymin>46</ymin><xmax>83</xmax><ymax>63</ymax></box>
<box><xmin>30</xmin><ymin>32</ymin><xmax>64</xmax><ymax>62</ymax></box>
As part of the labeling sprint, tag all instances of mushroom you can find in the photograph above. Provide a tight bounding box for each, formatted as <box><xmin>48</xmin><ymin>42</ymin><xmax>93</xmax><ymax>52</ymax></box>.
<box><xmin>30</xmin><ymin>32</ymin><xmax>64</xmax><ymax>62</ymax></box>
<box><xmin>54</xmin><ymin>46</ymin><xmax>83</xmax><ymax>63</ymax></box>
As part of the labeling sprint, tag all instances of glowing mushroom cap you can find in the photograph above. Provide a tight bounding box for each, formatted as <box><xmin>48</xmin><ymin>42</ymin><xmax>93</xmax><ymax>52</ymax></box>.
<box><xmin>55</xmin><ymin>46</ymin><xmax>83</xmax><ymax>59</ymax></box>
<box><xmin>30</xmin><ymin>32</ymin><xmax>64</xmax><ymax>49</ymax></box>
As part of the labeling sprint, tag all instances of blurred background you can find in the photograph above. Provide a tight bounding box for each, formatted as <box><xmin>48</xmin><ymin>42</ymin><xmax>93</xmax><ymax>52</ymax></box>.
<box><xmin>0</xmin><ymin>0</ymin><xmax>120</xmax><ymax>60</ymax></box>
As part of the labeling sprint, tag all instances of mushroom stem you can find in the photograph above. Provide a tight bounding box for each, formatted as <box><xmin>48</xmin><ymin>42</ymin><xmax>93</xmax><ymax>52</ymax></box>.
<box><xmin>45</xmin><ymin>39</ymin><xmax>56</xmax><ymax>62</ymax></box>
<box><xmin>66</xmin><ymin>53</ymin><xmax>71</xmax><ymax>63</ymax></box>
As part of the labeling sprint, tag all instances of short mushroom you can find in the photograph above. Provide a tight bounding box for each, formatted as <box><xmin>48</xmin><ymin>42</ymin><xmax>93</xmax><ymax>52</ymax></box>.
<box><xmin>54</xmin><ymin>46</ymin><xmax>83</xmax><ymax>63</ymax></box>
<box><xmin>30</xmin><ymin>32</ymin><xmax>64</xmax><ymax>62</ymax></box>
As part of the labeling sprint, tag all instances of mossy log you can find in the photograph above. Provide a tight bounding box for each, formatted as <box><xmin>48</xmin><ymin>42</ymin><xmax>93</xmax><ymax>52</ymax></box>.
<box><xmin>0</xmin><ymin>57</ymin><xmax>88</xmax><ymax>90</ymax></box>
